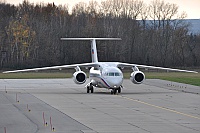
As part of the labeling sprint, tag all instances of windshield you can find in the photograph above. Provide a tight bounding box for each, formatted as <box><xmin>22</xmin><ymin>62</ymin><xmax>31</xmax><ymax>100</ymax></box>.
<box><xmin>105</xmin><ymin>72</ymin><xmax>121</xmax><ymax>76</ymax></box>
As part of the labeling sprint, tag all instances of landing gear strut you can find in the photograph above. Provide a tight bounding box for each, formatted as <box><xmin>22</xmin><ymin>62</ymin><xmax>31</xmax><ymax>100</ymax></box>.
<box><xmin>87</xmin><ymin>84</ymin><xmax>94</xmax><ymax>93</ymax></box>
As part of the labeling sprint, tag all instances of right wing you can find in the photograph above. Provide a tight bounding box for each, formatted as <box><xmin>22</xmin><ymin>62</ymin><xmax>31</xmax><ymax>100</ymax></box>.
<box><xmin>117</xmin><ymin>62</ymin><xmax>198</xmax><ymax>73</ymax></box>
<box><xmin>3</xmin><ymin>63</ymin><xmax>98</xmax><ymax>74</ymax></box>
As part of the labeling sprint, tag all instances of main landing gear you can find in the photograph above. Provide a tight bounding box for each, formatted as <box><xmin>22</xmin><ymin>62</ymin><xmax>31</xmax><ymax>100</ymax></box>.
<box><xmin>87</xmin><ymin>84</ymin><xmax>94</xmax><ymax>93</ymax></box>
<box><xmin>111</xmin><ymin>87</ymin><xmax>122</xmax><ymax>95</ymax></box>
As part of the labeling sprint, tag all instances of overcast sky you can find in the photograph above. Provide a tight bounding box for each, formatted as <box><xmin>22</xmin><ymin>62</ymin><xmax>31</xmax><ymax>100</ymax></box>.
<box><xmin>5</xmin><ymin>0</ymin><xmax>200</xmax><ymax>19</ymax></box>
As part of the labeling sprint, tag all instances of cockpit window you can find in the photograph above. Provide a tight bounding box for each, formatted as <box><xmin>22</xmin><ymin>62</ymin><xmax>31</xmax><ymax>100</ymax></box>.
<box><xmin>115</xmin><ymin>73</ymin><xmax>121</xmax><ymax>76</ymax></box>
<box><xmin>109</xmin><ymin>72</ymin><xmax>115</xmax><ymax>76</ymax></box>
<box><xmin>104</xmin><ymin>72</ymin><xmax>121</xmax><ymax>76</ymax></box>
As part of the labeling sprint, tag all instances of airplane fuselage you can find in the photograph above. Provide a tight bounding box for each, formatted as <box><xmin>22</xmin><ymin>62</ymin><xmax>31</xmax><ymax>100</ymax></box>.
<box><xmin>89</xmin><ymin>62</ymin><xmax>123</xmax><ymax>89</ymax></box>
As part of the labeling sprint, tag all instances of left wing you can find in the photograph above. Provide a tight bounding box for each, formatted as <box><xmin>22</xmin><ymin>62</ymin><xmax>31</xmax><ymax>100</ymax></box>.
<box><xmin>117</xmin><ymin>62</ymin><xmax>198</xmax><ymax>73</ymax></box>
<box><xmin>3</xmin><ymin>63</ymin><xmax>98</xmax><ymax>74</ymax></box>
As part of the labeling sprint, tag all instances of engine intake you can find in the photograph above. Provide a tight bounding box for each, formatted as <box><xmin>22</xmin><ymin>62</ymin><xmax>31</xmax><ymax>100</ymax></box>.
<box><xmin>130</xmin><ymin>71</ymin><xmax>145</xmax><ymax>84</ymax></box>
<box><xmin>73</xmin><ymin>71</ymin><xmax>87</xmax><ymax>84</ymax></box>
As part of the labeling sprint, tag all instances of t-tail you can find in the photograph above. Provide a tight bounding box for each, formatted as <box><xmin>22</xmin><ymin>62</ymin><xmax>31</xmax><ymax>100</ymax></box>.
<box><xmin>60</xmin><ymin>38</ymin><xmax>122</xmax><ymax>63</ymax></box>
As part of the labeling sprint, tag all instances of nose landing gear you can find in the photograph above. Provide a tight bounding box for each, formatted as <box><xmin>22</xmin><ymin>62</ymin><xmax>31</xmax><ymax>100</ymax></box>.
<box><xmin>111</xmin><ymin>86</ymin><xmax>122</xmax><ymax>95</ymax></box>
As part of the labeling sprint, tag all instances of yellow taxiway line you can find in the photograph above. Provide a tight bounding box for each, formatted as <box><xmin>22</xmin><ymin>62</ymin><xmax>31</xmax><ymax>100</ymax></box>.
<box><xmin>119</xmin><ymin>95</ymin><xmax>200</xmax><ymax>120</ymax></box>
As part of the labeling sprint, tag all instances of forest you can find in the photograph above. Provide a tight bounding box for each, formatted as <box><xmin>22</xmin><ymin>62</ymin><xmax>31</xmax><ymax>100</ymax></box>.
<box><xmin>0</xmin><ymin>0</ymin><xmax>200</xmax><ymax>70</ymax></box>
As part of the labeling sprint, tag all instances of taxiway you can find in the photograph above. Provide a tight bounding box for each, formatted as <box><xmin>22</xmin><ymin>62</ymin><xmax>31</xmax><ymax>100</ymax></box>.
<box><xmin>0</xmin><ymin>79</ymin><xmax>200</xmax><ymax>133</ymax></box>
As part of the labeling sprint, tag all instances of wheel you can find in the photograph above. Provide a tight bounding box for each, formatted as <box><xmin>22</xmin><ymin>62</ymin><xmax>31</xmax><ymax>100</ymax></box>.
<box><xmin>90</xmin><ymin>86</ymin><xmax>94</xmax><ymax>93</ymax></box>
<box><xmin>87</xmin><ymin>86</ymin><xmax>90</xmax><ymax>93</ymax></box>
<box><xmin>118</xmin><ymin>87</ymin><xmax>121</xmax><ymax>93</ymax></box>
<box><xmin>113</xmin><ymin>89</ymin><xmax>117</xmax><ymax>95</ymax></box>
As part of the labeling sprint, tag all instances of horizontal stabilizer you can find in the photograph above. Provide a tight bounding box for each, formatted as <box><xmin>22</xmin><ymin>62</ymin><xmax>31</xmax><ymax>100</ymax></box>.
<box><xmin>60</xmin><ymin>38</ymin><xmax>122</xmax><ymax>41</ymax></box>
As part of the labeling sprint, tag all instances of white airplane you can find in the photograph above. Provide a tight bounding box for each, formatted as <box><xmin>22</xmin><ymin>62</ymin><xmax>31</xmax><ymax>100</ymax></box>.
<box><xmin>3</xmin><ymin>38</ymin><xmax>198</xmax><ymax>94</ymax></box>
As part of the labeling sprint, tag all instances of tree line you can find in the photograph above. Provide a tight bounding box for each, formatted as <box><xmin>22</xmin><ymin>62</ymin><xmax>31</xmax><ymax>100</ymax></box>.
<box><xmin>0</xmin><ymin>0</ymin><xmax>199</xmax><ymax>70</ymax></box>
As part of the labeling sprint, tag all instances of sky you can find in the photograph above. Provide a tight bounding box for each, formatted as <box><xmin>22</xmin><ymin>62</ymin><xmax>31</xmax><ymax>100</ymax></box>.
<box><xmin>4</xmin><ymin>0</ymin><xmax>200</xmax><ymax>19</ymax></box>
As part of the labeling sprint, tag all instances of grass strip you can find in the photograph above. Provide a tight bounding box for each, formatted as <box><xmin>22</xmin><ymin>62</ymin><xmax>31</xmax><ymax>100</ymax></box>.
<box><xmin>145</xmin><ymin>72</ymin><xmax>200</xmax><ymax>86</ymax></box>
<box><xmin>0</xmin><ymin>73</ymin><xmax>72</xmax><ymax>79</ymax></box>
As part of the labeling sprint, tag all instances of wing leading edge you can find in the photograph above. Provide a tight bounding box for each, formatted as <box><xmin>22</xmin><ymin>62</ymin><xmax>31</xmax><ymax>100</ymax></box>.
<box><xmin>3</xmin><ymin>62</ymin><xmax>198</xmax><ymax>74</ymax></box>
<box><xmin>117</xmin><ymin>62</ymin><xmax>198</xmax><ymax>73</ymax></box>
<box><xmin>3</xmin><ymin>63</ymin><xmax>98</xmax><ymax>74</ymax></box>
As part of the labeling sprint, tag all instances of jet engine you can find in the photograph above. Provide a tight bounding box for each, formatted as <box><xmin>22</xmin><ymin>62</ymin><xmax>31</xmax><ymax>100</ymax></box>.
<box><xmin>130</xmin><ymin>71</ymin><xmax>145</xmax><ymax>84</ymax></box>
<box><xmin>73</xmin><ymin>71</ymin><xmax>87</xmax><ymax>84</ymax></box>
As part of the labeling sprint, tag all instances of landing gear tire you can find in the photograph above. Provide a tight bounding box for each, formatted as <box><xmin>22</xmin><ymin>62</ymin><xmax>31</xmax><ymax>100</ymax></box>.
<box><xmin>90</xmin><ymin>86</ymin><xmax>94</xmax><ymax>93</ymax></box>
<box><xmin>87</xmin><ymin>84</ymin><xmax>94</xmax><ymax>93</ymax></box>
<box><xmin>113</xmin><ymin>89</ymin><xmax>117</xmax><ymax>95</ymax></box>
<box><xmin>111</xmin><ymin>89</ymin><xmax>117</xmax><ymax>95</ymax></box>
<box><xmin>118</xmin><ymin>87</ymin><xmax>122</xmax><ymax>93</ymax></box>
<box><xmin>111</xmin><ymin>90</ymin><xmax>114</xmax><ymax>95</ymax></box>
<box><xmin>87</xmin><ymin>86</ymin><xmax>90</xmax><ymax>93</ymax></box>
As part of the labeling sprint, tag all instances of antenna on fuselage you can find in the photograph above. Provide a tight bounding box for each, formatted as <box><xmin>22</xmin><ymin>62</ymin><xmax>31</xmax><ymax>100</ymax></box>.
<box><xmin>60</xmin><ymin>38</ymin><xmax>122</xmax><ymax>63</ymax></box>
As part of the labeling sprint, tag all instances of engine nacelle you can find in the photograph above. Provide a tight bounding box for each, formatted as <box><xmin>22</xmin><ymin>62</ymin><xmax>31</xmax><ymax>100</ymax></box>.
<box><xmin>73</xmin><ymin>71</ymin><xmax>87</xmax><ymax>84</ymax></box>
<box><xmin>130</xmin><ymin>71</ymin><xmax>145</xmax><ymax>84</ymax></box>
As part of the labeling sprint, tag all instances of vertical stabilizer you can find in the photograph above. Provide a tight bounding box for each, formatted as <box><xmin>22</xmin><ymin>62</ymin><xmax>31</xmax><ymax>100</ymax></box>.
<box><xmin>91</xmin><ymin>39</ymin><xmax>98</xmax><ymax>62</ymax></box>
<box><xmin>60</xmin><ymin>38</ymin><xmax>121</xmax><ymax>63</ymax></box>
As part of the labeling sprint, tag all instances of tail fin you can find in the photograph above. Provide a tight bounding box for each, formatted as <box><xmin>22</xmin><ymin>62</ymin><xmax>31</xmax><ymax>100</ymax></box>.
<box><xmin>91</xmin><ymin>39</ymin><xmax>98</xmax><ymax>62</ymax></box>
<box><xmin>60</xmin><ymin>38</ymin><xmax>122</xmax><ymax>63</ymax></box>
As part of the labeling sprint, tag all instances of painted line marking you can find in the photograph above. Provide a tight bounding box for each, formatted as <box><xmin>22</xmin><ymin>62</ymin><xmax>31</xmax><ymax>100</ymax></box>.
<box><xmin>119</xmin><ymin>95</ymin><xmax>200</xmax><ymax>120</ymax></box>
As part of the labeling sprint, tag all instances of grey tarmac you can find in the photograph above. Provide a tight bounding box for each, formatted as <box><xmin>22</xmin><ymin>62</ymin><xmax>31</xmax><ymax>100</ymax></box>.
<box><xmin>0</xmin><ymin>78</ymin><xmax>200</xmax><ymax>133</ymax></box>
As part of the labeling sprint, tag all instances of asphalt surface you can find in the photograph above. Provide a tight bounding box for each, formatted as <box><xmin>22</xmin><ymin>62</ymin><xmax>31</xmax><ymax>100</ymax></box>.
<box><xmin>0</xmin><ymin>78</ymin><xmax>200</xmax><ymax>133</ymax></box>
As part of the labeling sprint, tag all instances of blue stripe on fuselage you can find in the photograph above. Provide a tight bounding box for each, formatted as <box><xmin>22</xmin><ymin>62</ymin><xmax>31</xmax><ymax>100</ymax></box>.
<box><xmin>89</xmin><ymin>75</ymin><xmax>111</xmax><ymax>88</ymax></box>
<box><xmin>100</xmin><ymin>78</ymin><xmax>111</xmax><ymax>88</ymax></box>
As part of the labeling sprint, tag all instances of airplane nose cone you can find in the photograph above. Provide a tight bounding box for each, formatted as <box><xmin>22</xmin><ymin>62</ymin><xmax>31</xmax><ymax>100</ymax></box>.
<box><xmin>108</xmin><ymin>77</ymin><xmax>123</xmax><ymax>88</ymax></box>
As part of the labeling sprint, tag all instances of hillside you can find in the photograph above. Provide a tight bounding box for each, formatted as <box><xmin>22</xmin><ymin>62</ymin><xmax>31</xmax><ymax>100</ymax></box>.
<box><xmin>186</xmin><ymin>19</ymin><xmax>200</xmax><ymax>34</ymax></box>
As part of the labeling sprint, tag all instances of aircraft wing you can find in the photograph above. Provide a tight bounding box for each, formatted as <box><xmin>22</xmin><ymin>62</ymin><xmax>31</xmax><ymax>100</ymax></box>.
<box><xmin>117</xmin><ymin>62</ymin><xmax>198</xmax><ymax>73</ymax></box>
<box><xmin>3</xmin><ymin>63</ymin><xmax>98</xmax><ymax>74</ymax></box>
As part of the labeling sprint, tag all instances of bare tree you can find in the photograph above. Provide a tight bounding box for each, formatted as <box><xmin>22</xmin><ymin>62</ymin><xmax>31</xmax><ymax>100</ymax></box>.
<box><xmin>0</xmin><ymin>0</ymin><xmax>199</xmax><ymax>70</ymax></box>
